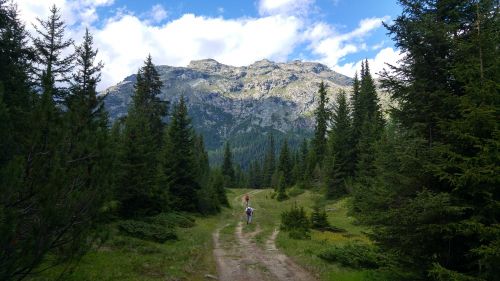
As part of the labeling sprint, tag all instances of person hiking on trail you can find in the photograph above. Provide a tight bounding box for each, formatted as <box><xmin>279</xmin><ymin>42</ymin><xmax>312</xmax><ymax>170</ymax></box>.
<box><xmin>245</xmin><ymin>206</ymin><xmax>254</xmax><ymax>224</ymax></box>
<box><xmin>244</xmin><ymin>194</ymin><xmax>250</xmax><ymax>206</ymax></box>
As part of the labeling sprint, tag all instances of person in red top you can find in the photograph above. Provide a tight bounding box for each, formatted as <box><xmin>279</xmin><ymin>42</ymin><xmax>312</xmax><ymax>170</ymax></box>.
<box><xmin>244</xmin><ymin>194</ymin><xmax>250</xmax><ymax>206</ymax></box>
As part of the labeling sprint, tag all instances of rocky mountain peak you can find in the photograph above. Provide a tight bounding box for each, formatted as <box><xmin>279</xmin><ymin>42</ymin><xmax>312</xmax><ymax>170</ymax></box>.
<box><xmin>103</xmin><ymin>58</ymin><xmax>356</xmax><ymax>165</ymax></box>
<box><xmin>188</xmin><ymin>58</ymin><xmax>226</xmax><ymax>72</ymax></box>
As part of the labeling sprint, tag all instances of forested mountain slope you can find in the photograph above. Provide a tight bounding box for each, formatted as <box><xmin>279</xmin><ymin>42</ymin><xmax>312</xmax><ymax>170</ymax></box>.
<box><xmin>102</xmin><ymin>59</ymin><xmax>353</xmax><ymax>166</ymax></box>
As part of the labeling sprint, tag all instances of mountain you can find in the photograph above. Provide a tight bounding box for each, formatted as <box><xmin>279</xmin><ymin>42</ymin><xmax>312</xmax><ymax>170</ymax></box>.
<box><xmin>102</xmin><ymin>59</ymin><xmax>353</xmax><ymax>167</ymax></box>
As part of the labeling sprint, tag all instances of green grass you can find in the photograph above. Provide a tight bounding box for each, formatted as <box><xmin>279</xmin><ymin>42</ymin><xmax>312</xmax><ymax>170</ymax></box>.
<box><xmin>30</xmin><ymin>211</ymin><xmax>232</xmax><ymax>281</ymax></box>
<box><xmin>231</xmin><ymin>188</ymin><xmax>371</xmax><ymax>281</ymax></box>
<box><xmin>29</xmin><ymin>188</ymin><xmax>370</xmax><ymax>281</ymax></box>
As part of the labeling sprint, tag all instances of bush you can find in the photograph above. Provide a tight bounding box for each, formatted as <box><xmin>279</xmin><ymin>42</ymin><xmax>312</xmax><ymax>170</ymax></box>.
<box><xmin>118</xmin><ymin>220</ymin><xmax>177</xmax><ymax>243</ymax></box>
<box><xmin>280</xmin><ymin>203</ymin><xmax>310</xmax><ymax>239</ymax></box>
<box><xmin>318</xmin><ymin>241</ymin><xmax>383</xmax><ymax>269</ymax></box>
<box><xmin>287</xmin><ymin>185</ymin><xmax>305</xmax><ymax>197</ymax></box>
<box><xmin>310</xmin><ymin>206</ymin><xmax>330</xmax><ymax>230</ymax></box>
<box><xmin>148</xmin><ymin>212</ymin><xmax>195</xmax><ymax>228</ymax></box>
<box><xmin>276</xmin><ymin>173</ymin><xmax>288</xmax><ymax>201</ymax></box>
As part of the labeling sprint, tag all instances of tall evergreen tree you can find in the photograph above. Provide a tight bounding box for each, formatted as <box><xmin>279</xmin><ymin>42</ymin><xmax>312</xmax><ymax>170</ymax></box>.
<box><xmin>278</xmin><ymin>139</ymin><xmax>292</xmax><ymax>187</ymax></box>
<box><xmin>312</xmin><ymin>82</ymin><xmax>330</xmax><ymax>166</ymax></box>
<box><xmin>262</xmin><ymin>133</ymin><xmax>276</xmax><ymax>187</ymax></box>
<box><xmin>350</xmin><ymin>61</ymin><xmax>384</xmax><ymax>179</ymax></box>
<box><xmin>32</xmin><ymin>5</ymin><xmax>73</xmax><ymax>101</ymax></box>
<box><xmin>1</xmin><ymin>5</ymin><xmax>108</xmax><ymax>279</ymax></box>
<box><xmin>160</xmin><ymin>97</ymin><xmax>199</xmax><ymax>212</ymax></box>
<box><xmin>354</xmin><ymin>1</ymin><xmax>500</xmax><ymax>280</ymax></box>
<box><xmin>298</xmin><ymin>138</ymin><xmax>310</xmax><ymax>182</ymax></box>
<box><xmin>118</xmin><ymin>55</ymin><xmax>167</xmax><ymax>217</ymax></box>
<box><xmin>325</xmin><ymin>90</ymin><xmax>352</xmax><ymax>197</ymax></box>
<box><xmin>133</xmin><ymin>54</ymin><xmax>167</xmax><ymax>144</ymax></box>
<box><xmin>221</xmin><ymin>142</ymin><xmax>235</xmax><ymax>187</ymax></box>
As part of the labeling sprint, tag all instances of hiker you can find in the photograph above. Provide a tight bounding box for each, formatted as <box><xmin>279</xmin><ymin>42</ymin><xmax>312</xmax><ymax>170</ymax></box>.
<box><xmin>245</xmin><ymin>206</ymin><xmax>254</xmax><ymax>224</ymax></box>
<box><xmin>244</xmin><ymin>194</ymin><xmax>250</xmax><ymax>206</ymax></box>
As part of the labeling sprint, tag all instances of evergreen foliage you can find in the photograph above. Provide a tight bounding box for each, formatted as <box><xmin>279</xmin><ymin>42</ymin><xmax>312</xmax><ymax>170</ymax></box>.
<box><xmin>262</xmin><ymin>134</ymin><xmax>276</xmax><ymax>187</ymax></box>
<box><xmin>278</xmin><ymin>139</ymin><xmax>292</xmax><ymax>187</ymax></box>
<box><xmin>280</xmin><ymin>203</ymin><xmax>310</xmax><ymax>239</ymax></box>
<box><xmin>352</xmin><ymin>0</ymin><xmax>500</xmax><ymax>280</ymax></box>
<box><xmin>0</xmin><ymin>4</ymin><xmax>111</xmax><ymax>280</ymax></box>
<box><xmin>324</xmin><ymin>90</ymin><xmax>352</xmax><ymax>197</ymax></box>
<box><xmin>160</xmin><ymin>97</ymin><xmax>199</xmax><ymax>212</ymax></box>
<box><xmin>118</xmin><ymin>56</ymin><xmax>167</xmax><ymax>217</ymax></box>
<box><xmin>221</xmin><ymin>142</ymin><xmax>235</xmax><ymax>187</ymax></box>
<box><xmin>312</xmin><ymin>82</ymin><xmax>330</xmax><ymax>166</ymax></box>
<box><xmin>31</xmin><ymin>5</ymin><xmax>74</xmax><ymax>101</ymax></box>
<box><xmin>310</xmin><ymin>206</ymin><xmax>330</xmax><ymax>230</ymax></box>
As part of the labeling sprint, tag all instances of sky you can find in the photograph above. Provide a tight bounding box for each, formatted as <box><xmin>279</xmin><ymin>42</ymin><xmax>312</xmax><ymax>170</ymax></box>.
<box><xmin>16</xmin><ymin>0</ymin><xmax>403</xmax><ymax>90</ymax></box>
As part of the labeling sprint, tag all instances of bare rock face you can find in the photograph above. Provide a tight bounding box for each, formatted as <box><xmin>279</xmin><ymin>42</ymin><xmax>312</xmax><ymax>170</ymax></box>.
<box><xmin>102</xmin><ymin>59</ymin><xmax>353</xmax><ymax>165</ymax></box>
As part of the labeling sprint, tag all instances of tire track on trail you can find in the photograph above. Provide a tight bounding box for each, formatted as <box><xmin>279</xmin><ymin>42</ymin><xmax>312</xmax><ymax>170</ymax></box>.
<box><xmin>213</xmin><ymin>190</ymin><xmax>317</xmax><ymax>281</ymax></box>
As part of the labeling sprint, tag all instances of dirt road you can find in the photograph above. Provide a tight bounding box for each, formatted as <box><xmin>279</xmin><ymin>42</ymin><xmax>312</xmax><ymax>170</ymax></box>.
<box><xmin>212</xmin><ymin>191</ymin><xmax>317</xmax><ymax>281</ymax></box>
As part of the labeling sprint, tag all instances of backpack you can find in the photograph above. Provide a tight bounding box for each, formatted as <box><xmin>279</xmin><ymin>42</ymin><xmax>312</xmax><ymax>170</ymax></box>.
<box><xmin>246</xmin><ymin>208</ymin><xmax>252</xmax><ymax>216</ymax></box>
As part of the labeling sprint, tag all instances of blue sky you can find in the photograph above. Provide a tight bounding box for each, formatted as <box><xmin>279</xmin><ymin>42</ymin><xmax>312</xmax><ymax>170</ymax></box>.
<box><xmin>17</xmin><ymin>0</ymin><xmax>403</xmax><ymax>89</ymax></box>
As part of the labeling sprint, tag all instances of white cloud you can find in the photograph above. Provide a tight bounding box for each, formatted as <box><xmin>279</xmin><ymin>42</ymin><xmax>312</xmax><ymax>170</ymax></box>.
<box><xmin>148</xmin><ymin>4</ymin><xmax>168</xmax><ymax>24</ymax></box>
<box><xmin>334</xmin><ymin>47</ymin><xmax>403</xmax><ymax>78</ymax></box>
<box><xmin>94</xmin><ymin>13</ymin><xmax>303</xmax><ymax>89</ymax></box>
<box><xmin>310</xmin><ymin>16</ymin><xmax>390</xmax><ymax>71</ymax></box>
<box><xmin>258</xmin><ymin>0</ymin><xmax>314</xmax><ymax>16</ymax></box>
<box><xmin>17</xmin><ymin>0</ymin><xmax>114</xmax><ymax>28</ymax></box>
<box><xmin>15</xmin><ymin>0</ymin><xmax>397</xmax><ymax>90</ymax></box>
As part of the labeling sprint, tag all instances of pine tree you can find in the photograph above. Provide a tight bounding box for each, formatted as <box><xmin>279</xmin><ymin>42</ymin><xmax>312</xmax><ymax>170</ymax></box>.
<box><xmin>118</xmin><ymin>55</ymin><xmax>167</xmax><ymax>217</ymax></box>
<box><xmin>221</xmin><ymin>142</ymin><xmax>235</xmax><ymax>187</ymax></box>
<box><xmin>192</xmin><ymin>134</ymin><xmax>210</xmax><ymax>186</ymax></box>
<box><xmin>312</xmin><ymin>82</ymin><xmax>330</xmax><ymax>166</ymax></box>
<box><xmin>32</xmin><ymin>5</ymin><xmax>74</xmax><ymax>101</ymax></box>
<box><xmin>160</xmin><ymin>97</ymin><xmax>199</xmax><ymax>212</ymax></box>
<box><xmin>278</xmin><ymin>139</ymin><xmax>292</xmax><ymax>187</ymax></box>
<box><xmin>350</xmin><ymin>61</ymin><xmax>383</xmax><ymax>179</ymax></box>
<box><xmin>0</xmin><ymin>1</ymin><xmax>33</xmax><ymax>164</ymax></box>
<box><xmin>133</xmin><ymin>54</ymin><xmax>167</xmax><ymax>144</ymax></box>
<box><xmin>325</xmin><ymin>90</ymin><xmax>352</xmax><ymax>197</ymax></box>
<box><xmin>276</xmin><ymin>172</ymin><xmax>288</xmax><ymax>201</ymax></box>
<box><xmin>262</xmin><ymin>134</ymin><xmax>276</xmax><ymax>187</ymax></box>
<box><xmin>355</xmin><ymin>1</ymin><xmax>500</xmax><ymax>280</ymax></box>
<box><xmin>1</xmin><ymin>5</ymin><xmax>109</xmax><ymax>279</ymax></box>
<box><xmin>211</xmin><ymin>169</ymin><xmax>228</xmax><ymax>207</ymax></box>
<box><xmin>299</xmin><ymin>138</ymin><xmax>309</xmax><ymax>183</ymax></box>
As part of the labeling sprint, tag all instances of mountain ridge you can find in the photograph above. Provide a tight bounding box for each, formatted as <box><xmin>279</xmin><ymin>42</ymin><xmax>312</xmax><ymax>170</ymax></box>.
<box><xmin>102</xmin><ymin>58</ymin><xmax>354</xmax><ymax>166</ymax></box>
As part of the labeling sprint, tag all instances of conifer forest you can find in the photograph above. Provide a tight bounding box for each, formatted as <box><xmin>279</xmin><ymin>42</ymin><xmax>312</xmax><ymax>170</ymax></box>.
<box><xmin>0</xmin><ymin>1</ymin><xmax>498</xmax><ymax>281</ymax></box>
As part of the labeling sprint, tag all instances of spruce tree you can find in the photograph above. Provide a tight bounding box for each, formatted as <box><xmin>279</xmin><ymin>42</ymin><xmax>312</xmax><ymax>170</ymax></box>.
<box><xmin>350</xmin><ymin>61</ymin><xmax>383</xmax><ymax>179</ymax></box>
<box><xmin>312</xmin><ymin>82</ymin><xmax>330</xmax><ymax>166</ymax></box>
<box><xmin>278</xmin><ymin>139</ymin><xmax>292</xmax><ymax>187</ymax></box>
<box><xmin>299</xmin><ymin>138</ymin><xmax>310</xmax><ymax>183</ymax></box>
<box><xmin>32</xmin><ymin>5</ymin><xmax>74</xmax><ymax>101</ymax></box>
<box><xmin>355</xmin><ymin>1</ymin><xmax>500</xmax><ymax>280</ymax></box>
<box><xmin>221</xmin><ymin>141</ymin><xmax>235</xmax><ymax>187</ymax></box>
<box><xmin>118</xmin><ymin>55</ymin><xmax>167</xmax><ymax>217</ymax></box>
<box><xmin>160</xmin><ymin>97</ymin><xmax>199</xmax><ymax>212</ymax></box>
<box><xmin>1</xmin><ymin>5</ymin><xmax>108</xmax><ymax>279</ymax></box>
<box><xmin>325</xmin><ymin>90</ymin><xmax>352</xmax><ymax>197</ymax></box>
<box><xmin>262</xmin><ymin>134</ymin><xmax>276</xmax><ymax>187</ymax></box>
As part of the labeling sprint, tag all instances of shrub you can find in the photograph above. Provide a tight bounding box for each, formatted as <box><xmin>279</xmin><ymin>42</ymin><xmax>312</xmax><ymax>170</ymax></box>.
<box><xmin>276</xmin><ymin>173</ymin><xmax>288</xmax><ymax>201</ymax></box>
<box><xmin>310</xmin><ymin>206</ymin><xmax>330</xmax><ymax>230</ymax></box>
<box><xmin>287</xmin><ymin>186</ymin><xmax>305</xmax><ymax>197</ymax></box>
<box><xmin>280</xmin><ymin>203</ymin><xmax>310</xmax><ymax>239</ymax></box>
<box><xmin>318</xmin><ymin>241</ymin><xmax>383</xmax><ymax>269</ymax></box>
<box><xmin>118</xmin><ymin>220</ymin><xmax>177</xmax><ymax>243</ymax></box>
<box><xmin>148</xmin><ymin>212</ymin><xmax>195</xmax><ymax>228</ymax></box>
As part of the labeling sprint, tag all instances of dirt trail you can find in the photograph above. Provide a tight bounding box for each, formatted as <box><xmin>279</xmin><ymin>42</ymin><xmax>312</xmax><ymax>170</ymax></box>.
<box><xmin>212</xmin><ymin>191</ymin><xmax>317</xmax><ymax>281</ymax></box>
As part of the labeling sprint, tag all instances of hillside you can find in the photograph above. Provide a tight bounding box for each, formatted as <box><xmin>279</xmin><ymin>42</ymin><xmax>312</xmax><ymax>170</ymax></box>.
<box><xmin>102</xmin><ymin>59</ymin><xmax>353</xmax><ymax>166</ymax></box>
